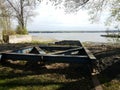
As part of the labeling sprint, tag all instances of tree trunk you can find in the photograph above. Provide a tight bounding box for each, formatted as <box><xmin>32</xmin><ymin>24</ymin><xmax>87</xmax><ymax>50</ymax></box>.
<box><xmin>20</xmin><ymin>0</ymin><xmax>24</xmax><ymax>29</ymax></box>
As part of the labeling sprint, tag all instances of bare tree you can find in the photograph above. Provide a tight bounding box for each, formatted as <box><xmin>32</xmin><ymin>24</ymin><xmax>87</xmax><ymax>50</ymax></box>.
<box><xmin>0</xmin><ymin>0</ymin><xmax>12</xmax><ymax>31</ymax></box>
<box><xmin>4</xmin><ymin>0</ymin><xmax>88</xmax><ymax>31</ymax></box>
<box><xmin>6</xmin><ymin>0</ymin><xmax>40</xmax><ymax>32</ymax></box>
<box><xmin>5</xmin><ymin>0</ymin><xmax>89</xmax><ymax>28</ymax></box>
<box><xmin>2</xmin><ymin>0</ymin><xmax>119</xmax><ymax>30</ymax></box>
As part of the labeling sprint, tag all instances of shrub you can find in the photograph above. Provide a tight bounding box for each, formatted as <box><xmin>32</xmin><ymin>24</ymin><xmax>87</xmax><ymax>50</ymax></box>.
<box><xmin>2</xmin><ymin>29</ymin><xmax>16</xmax><ymax>35</ymax></box>
<box><xmin>2</xmin><ymin>30</ymin><xmax>16</xmax><ymax>43</ymax></box>
<box><xmin>16</xmin><ymin>26</ymin><xmax>28</xmax><ymax>35</ymax></box>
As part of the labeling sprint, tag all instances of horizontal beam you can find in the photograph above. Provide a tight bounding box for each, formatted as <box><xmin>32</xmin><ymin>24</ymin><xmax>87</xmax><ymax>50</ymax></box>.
<box><xmin>39</xmin><ymin>46</ymin><xmax>81</xmax><ymax>51</ymax></box>
<box><xmin>48</xmin><ymin>47</ymin><xmax>83</xmax><ymax>55</ymax></box>
<box><xmin>11</xmin><ymin>46</ymin><xmax>81</xmax><ymax>54</ymax></box>
<box><xmin>0</xmin><ymin>53</ymin><xmax>90</xmax><ymax>63</ymax></box>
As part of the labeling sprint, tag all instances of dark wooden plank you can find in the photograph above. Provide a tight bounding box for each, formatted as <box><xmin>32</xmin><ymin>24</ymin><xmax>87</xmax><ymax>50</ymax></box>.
<box><xmin>0</xmin><ymin>53</ymin><xmax>90</xmax><ymax>63</ymax></box>
<box><xmin>1</xmin><ymin>53</ymin><xmax>42</xmax><ymax>61</ymax></box>
<box><xmin>43</xmin><ymin>55</ymin><xmax>90</xmax><ymax>63</ymax></box>
<box><xmin>11</xmin><ymin>46</ymin><xmax>81</xmax><ymax>53</ymax></box>
<box><xmin>48</xmin><ymin>47</ymin><xmax>83</xmax><ymax>55</ymax></box>
<box><xmin>54</xmin><ymin>40</ymin><xmax>82</xmax><ymax>46</ymax></box>
<box><xmin>80</xmin><ymin>43</ymin><xmax>96</xmax><ymax>60</ymax></box>
<box><xmin>39</xmin><ymin>46</ymin><xmax>81</xmax><ymax>51</ymax></box>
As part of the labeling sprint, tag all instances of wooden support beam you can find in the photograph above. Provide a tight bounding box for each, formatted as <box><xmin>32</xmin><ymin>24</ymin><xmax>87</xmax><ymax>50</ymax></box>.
<box><xmin>11</xmin><ymin>46</ymin><xmax>81</xmax><ymax>54</ymax></box>
<box><xmin>29</xmin><ymin>47</ymin><xmax>46</xmax><ymax>54</ymax></box>
<box><xmin>48</xmin><ymin>47</ymin><xmax>83</xmax><ymax>55</ymax></box>
<box><xmin>39</xmin><ymin>46</ymin><xmax>81</xmax><ymax>51</ymax></box>
<box><xmin>0</xmin><ymin>53</ymin><xmax>90</xmax><ymax>63</ymax></box>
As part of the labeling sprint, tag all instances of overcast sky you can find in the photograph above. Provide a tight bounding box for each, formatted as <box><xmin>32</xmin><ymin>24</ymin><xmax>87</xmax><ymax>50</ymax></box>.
<box><xmin>27</xmin><ymin>1</ymin><xmax>114</xmax><ymax>31</ymax></box>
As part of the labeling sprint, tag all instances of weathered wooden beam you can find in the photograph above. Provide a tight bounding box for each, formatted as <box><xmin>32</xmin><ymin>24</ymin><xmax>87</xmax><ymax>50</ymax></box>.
<box><xmin>39</xmin><ymin>46</ymin><xmax>81</xmax><ymax>51</ymax></box>
<box><xmin>0</xmin><ymin>53</ymin><xmax>90</xmax><ymax>63</ymax></box>
<box><xmin>43</xmin><ymin>55</ymin><xmax>90</xmax><ymax>63</ymax></box>
<box><xmin>82</xmin><ymin>47</ymin><xmax>96</xmax><ymax>60</ymax></box>
<box><xmin>0</xmin><ymin>53</ymin><xmax>42</xmax><ymax>61</ymax></box>
<box><xmin>48</xmin><ymin>47</ymin><xmax>83</xmax><ymax>55</ymax></box>
<box><xmin>54</xmin><ymin>40</ymin><xmax>82</xmax><ymax>46</ymax></box>
<box><xmin>11</xmin><ymin>46</ymin><xmax>81</xmax><ymax>53</ymax></box>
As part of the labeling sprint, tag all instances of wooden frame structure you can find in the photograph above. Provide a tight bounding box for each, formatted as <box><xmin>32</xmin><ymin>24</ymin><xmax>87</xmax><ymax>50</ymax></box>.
<box><xmin>0</xmin><ymin>40</ymin><xmax>96</xmax><ymax>73</ymax></box>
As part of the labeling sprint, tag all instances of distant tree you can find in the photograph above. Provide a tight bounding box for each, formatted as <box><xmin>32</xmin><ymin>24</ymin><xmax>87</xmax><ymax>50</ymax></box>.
<box><xmin>3</xmin><ymin>0</ymin><xmax>89</xmax><ymax>33</ymax></box>
<box><xmin>6</xmin><ymin>0</ymin><xmax>40</xmax><ymax>34</ymax></box>
<box><xmin>2</xmin><ymin>0</ymin><xmax>119</xmax><ymax>32</ymax></box>
<box><xmin>0</xmin><ymin>0</ymin><xmax>12</xmax><ymax>31</ymax></box>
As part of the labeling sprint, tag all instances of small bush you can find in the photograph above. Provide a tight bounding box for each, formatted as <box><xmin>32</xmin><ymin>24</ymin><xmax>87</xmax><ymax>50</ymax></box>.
<box><xmin>2</xmin><ymin>30</ymin><xmax>16</xmax><ymax>35</ymax></box>
<box><xmin>16</xmin><ymin>26</ymin><xmax>28</xmax><ymax>35</ymax></box>
<box><xmin>2</xmin><ymin>30</ymin><xmax>16</xmax><ymax>43</ymax></box>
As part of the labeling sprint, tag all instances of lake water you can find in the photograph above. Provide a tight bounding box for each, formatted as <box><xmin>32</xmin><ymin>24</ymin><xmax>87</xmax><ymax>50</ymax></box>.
<box><xmin>30</xmin><ymin>32</ymin><xmax>120</xmax><ymax>43</ymax></box>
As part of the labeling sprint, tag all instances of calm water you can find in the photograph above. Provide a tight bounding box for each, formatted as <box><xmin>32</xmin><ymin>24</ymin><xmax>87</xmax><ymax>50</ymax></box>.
<box><xmin>30</xmin><ymin>32</ymin><xmax>120</xmax><ymax>43</ymax></box>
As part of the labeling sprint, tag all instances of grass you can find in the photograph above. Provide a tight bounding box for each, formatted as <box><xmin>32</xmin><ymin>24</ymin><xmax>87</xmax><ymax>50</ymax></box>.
<box><xmin>86</xmin><ymin>42</ymin><xmax>120</xmax><ymax>90</ymax></box>
<box><xmin>98</xmin><ymin>74</ymin><xmax>120</xmax><ymax>90</ymax></box>
<box><xmin>0</xmin><ymin>74</ymin><xmax>62</xmax><ymax>90</ymax></box>
<box><xmin>0</xmin><ymin>62</ymin><xmax>93</xmax><ymax>90</ymax></box>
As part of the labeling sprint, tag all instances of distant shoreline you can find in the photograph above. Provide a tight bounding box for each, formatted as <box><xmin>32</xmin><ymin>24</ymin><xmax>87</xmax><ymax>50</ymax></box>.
<box><xmin>101</xmin><ymin>34</ymin><xmax>120</xmax><ymax>38</ymax></box>
<box><xmin>28</xmin><ymin>30</ymin><xmax>120</xmax><ymax>33</ymax></box>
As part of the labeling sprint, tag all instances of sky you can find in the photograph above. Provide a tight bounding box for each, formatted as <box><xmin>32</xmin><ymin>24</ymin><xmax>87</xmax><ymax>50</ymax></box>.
<box><xmin>27</xmin><ymin>1</ymin><xmax>114</xmax><ymax>31</ymax></box>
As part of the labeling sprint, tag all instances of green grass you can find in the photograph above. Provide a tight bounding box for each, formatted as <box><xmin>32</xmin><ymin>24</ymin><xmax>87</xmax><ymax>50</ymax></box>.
<box><xmin>98</xmin><ymin>74</ymin><xmax>120</xmax><ymax>90</ymax></box>
<box><xmin>0</xmin><ymin>63</ymin><xmax>93</xmax><ymax>90</ymax></box>
<box><xmin>0</xmin><ymin>75</ymin><xmax>62</xmax><ymax>90</ymax></box>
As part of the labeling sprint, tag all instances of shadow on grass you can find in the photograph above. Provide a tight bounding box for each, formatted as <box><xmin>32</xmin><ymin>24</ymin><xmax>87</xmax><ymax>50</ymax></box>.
<box><xmin>91</xmin><ymin>47</ymin><xmax>120</xmax><ymax>89</ymax></box>
<box><xmin>1</xmin><ymin>47</ymin><xmax>119</xmax><ymax>90</ymax></box>
<box><xmin>0</xmin><ymin>61</ymin><xmax>93</xmax><ymax>90</ymax></box>
<box><xmin>0</xmin><ymin>77</ymin><xmax>91</xmax><ymax>90</ymax></box>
